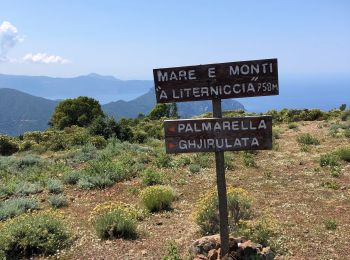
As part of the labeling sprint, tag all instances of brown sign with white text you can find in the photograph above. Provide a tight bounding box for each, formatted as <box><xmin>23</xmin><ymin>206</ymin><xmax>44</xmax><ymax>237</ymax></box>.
<box><xmin>154</xmin><ymin>58</ymin><xmax>278</xmax><ymax>103</ymax></box>
<box><xmin>164</xmin><ymin>116</ymin><xmax>272</xmax><ymax>153</ymax></box>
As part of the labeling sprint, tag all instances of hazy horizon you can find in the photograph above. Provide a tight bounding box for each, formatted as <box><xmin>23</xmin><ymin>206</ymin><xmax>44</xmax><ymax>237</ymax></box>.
<box><xmin>1</xmin><ymin>0</ymin><xmax>349</xmax><ymax>80</ymax></box>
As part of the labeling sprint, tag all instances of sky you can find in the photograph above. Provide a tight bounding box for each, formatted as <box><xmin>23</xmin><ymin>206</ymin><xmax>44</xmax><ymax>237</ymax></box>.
<box><xmin>0</xmin><ymin>0</ymin><xmax>349</xmax><ymax>80</ymax></box>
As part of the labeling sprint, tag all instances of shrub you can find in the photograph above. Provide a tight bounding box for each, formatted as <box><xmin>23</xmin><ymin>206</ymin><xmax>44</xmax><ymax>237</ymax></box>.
<box><xmin>336</xmin><ymin>147</ymin><xmax>350</xmax><ymax>162</ymax></box>
<box><xmin>155</xmin><ymin>152</ymin><xmax>173</xmax><ymax>168</ymax></box>
<box><xmin>90</xmin><ymin>136</ymin><xmax>107</xmax><ymax>149</ymax></box>
<box><xmin>0</xmin><ymin>210</ymin><xmax>71</xmax><ymax>258</ymax></box>
<box><xmin>320</xmin><ymin>153</ymin><xmax>339</xmax><ymax>167</ymax></box>
<box><xmin>141</xmin><ymin>169</ymin><xmax>164</xmax><ymax>186</ymax></box>
<box><xmin>243</xmin><ymin>152</ymin><xmax>257</xmax><ymax>167</ymax></box>
<box><xmin>0</xmin><ymin>135</ymin><xmax>19</xmax><ymax>156</ymax></box>
<box><xmin>193</xmin><ymin>153</ymin><xmax>211</xmax><ymax>168</ymax></box>
<box><xmin>47</xmin><ymin>179</ymin><xmax>64</xmax><ymax>194</ymax></box>
<box><xmin>94</xmin><ymin>208</ymin><xmax>137</xmax><ymax>240</ymax></box>
<box><xmin>89</xmin><ymin>202</ymin><xmax>146</xmax><ymax>223</ymax></box>
<box><xmin>48</xmin><ymin>194</ymin><xmax>68</xmax><ymax>208</ymax></box>
<box><xmin>19</xmin><ymin>140</ymin><xmax>34</xmax><ymax>151</ymax></box>
<box><xmin>340</xmin><ymin>109</ymin><xmax>350</xmax><ymax>121</ymax></box>
<box><xmin>90</xmin><ymin>202</ymin><xmax>142</xmax><ymax>240</ymax></box>
<box><xmin>15</xmin><ymin>182</ymin><xmax>43</xmax><ymax>196</ymax></box>
<box><xmin>193</xmin><ymin>187</ymin><xmax>252</xmax><ymax>235</ymax></box>
<box><xmin>74</xmin><ymin>143</ymin><xmax>97</xmax><ymax>162</ymax></box>
<box><xmin>141</xmin><ymin>185</ymin><xmax>176</xmax><ymax>212</ymax></box>
<box><xmin>288</xmin><ymin>122</ymin><xmax>298</xmax><ymax>129</ymax></box>
<box><xmin>272</xmin><ymin>128</ymin><xmax>281</xmax><ymax>139</ymax></box>
<box><xmin>188</xmin><ymin>164</ymin><xmax>201</xmax><ymax>173</ymax></box>
<box><xmin>133</xmin><ymin>130</ymin><xmax>148</xmax><ymax>143</ymax></box>
<box><xmin>224</xmin><ymin>153</ymin><xmax>235</xmax><ymax>170</ymax></box>
<box><xmin>331</xmin><ymin>166</ymin><xmax>341</xmax><ymax>178</ymax></box>
<box><xmin>162</xmin><ymin>241</ymin><xmax>181</xmax><ymax>260</ymax></box>
<box><xmin>324</xmin><ymin>219</ymin><xmax>337</xmax><ymax>230</ymax></box>
<box><xmin>297</xmin><ymin>133</ymin><xmax>320</xmax><ymax>145</ymax></box>
<box><xmin>321</xmin><ymin>181</ymin><xmax>340</xmax><ymax>190</ymax></box>
<box><xmin>14</xmin><ymin>155</ymin><xmax>44</xmax><ymax>170</ymax></box>
<box><xmin>344</xmin><ymin>129</ymin><xmax>350</xmax><ymax>138</ymax></box>
<box><xmin>78</xmin><ymin>157</ymin><xmax>131</xmax><ymax>189</ymax></box>
<box><xmin>0</xmin><ymin>197</ymin><xmax>39</xmax><ymax>221</ymax></box>
<box><xmin>63</xmin><ymin>171</ymin><xmax>81</xmax><ymax>185</ymax></box>
<box><xmin>237</xmin><ymin>216</ymin><xmax>277</xmax><ymax>247</ymax></box>
<box><xmin>175</xmin><ymin>156</ymin><xmax>191</xmax><ymax>167</ymax></box>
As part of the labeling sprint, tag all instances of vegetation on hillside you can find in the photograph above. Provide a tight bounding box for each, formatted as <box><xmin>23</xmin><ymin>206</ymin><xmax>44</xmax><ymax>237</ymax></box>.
<box><xmin>0</xmin><ymin>103</ymin><xmax>349</xmax><ymax>258</ymax></box>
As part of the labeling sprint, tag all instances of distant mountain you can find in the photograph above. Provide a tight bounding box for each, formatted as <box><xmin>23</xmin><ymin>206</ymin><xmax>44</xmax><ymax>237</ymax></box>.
<box><xmin>0</xmin><ymin>88</ymin><xmax>58</xmax><ymax>136</ymax></box>
<box><xmin>0</xmin><ymin>88</ymin><xmax>245</xmax><ymax>136</ymax></box>
<box><xmin>103</xmin><ymin>88</ymin><xmax>245</xmax><ymax>120</ymax></box>
<box><xmin>0</xmin><ymin>73</ymin><xmax>152</xmax><ymax>103</ymax></box>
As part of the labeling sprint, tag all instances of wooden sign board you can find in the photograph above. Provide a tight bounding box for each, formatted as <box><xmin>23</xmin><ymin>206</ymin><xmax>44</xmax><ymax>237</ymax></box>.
<box><xmin>154</xmin><ymin>58</ymin><xmax>278</xmax><ymax>103</ymax></box>
<box><xmin>164</xmin><ymin>115</ymin><xmax>272</xmax><ymax>153</ymax></box>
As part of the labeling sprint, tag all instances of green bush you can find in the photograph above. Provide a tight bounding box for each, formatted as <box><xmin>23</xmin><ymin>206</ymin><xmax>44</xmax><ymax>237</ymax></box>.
<box><xmin>321</xmin><ymin>181</ymin><xmax>340</xmax><ymax>190</ymax></box>
<box><xmin>0</xmin><ymin>197</ymin><xmax>39</xmax><ymax>221</ymax></box>
<box><xmin>193</xmin><ymin>153</ymin><xmax>211</xmax><ymax>168</ymax></box>
<box><xmin>162</xmin><ymin>241</ymin><xmax>181</xmax><ymax>260</ymax></box>
<box><xmin>336</xmin><ymin>147</ymin><xmax>350</xmax><ymax>162</ymax></box>
<box><xmin>19</xmin><ymin>140</ymin><xmax>34</xmax><ymax>151</ymax></box>
<box><xmin>175</xmin><ymin>156</ymin><xmax>191</xmax><ymax>167</ymax></box>
<box><xmin>133</xmin><ymin>130</ymin><xmax>148</xmax><ymax>143</ymax></box>
<box><xmin>188</xmin><ymin>164</ymin><xmax>201</xmax><ymax>174</ymax></box>
<box><xmin>324</xmin><ymin>219</ymin><xmax>337</xmax><ymax>230</ymax></box>
<box><xmin>63</xmin><ymin>171</ymin><xmax>81</xmax><ymax>185</ymax></box>
<box><xmin>78</xmin><ymin>157</ymin><xmax>131</xmax><ymax>189</ymax></box>
<box><xmin>48</xmin><ymin>194</ymin><xmax>68</xmax><ymax>208</ymax></box>
<box><xmin>141</xmin><ymin>169</ymin><xmax>164</xmax><ymax>186</ymax></box>
<box><xmin>94</xmin><ymin>208</ymin><xmax>137</xmax><ymax>240</ymax></box>
<box><xmin>15</xmin><ymin>182</ymin><xmax>43</xmax><ymax>196</ymax></box>
<box><xmin>237</xmin><ymin>216</ymin><xmax>277</xmax><ymax>247</ymax></box>
<box><xmin>340</xmin><ymin>109</ymin><xmax>350</xmax><ymax>121</ymax></box>
<box><xmin>243</xmin><ymin>152</ymin><xmax>257</xmax><ymax>167</ymax></box>
<box><xmin>141</xmin><ymin>185</ymin><xmax>175</xmax><ymax>212</ymax></box>
<box><xmin>320</xmin><ymin>153</ymin><xmax>339</xmax><ymax>167</ymax></box>
<box><xmin>193</xmin><ymin>187</ymin><xmax>252</xmax><ymax>235</ymax></box>
<box><xmin>297</xmin><ymin>133</ymin><xmax>320</xmax><ymax>145</ymax></box>
<box><xmin>47</xmin><ymin>179</ymin><xmax>64</xmax><ymax>194</ymax></box>
<box><xmin>0</xmin><ymin>211</ymin><xmax>71</xmax><ymax>258</ymax></box>
<box><xmin>155</xmin><ymin>153</ymin><xmax>173</xmax><ymax>168</ymax></box>
<box><xmin>74</xmin><ymin>143</ymin><xmax>97</xmax><ymax>162</ymax></box>
<box><xmin>0</xmin><ymin>135</ymin><xmax>19</xmax><ymax>156</ymax></box>
<box><xmin>14</xmin><ymin>155</ymin><xmax>44</xmax><ymax>170</ymax></box>
<box><xmin>344</xmin><ymin>129</ymin><xmax>350</xmax><ymax>138</ymax></box>
<box><xmin>90</xmin><ymin>135</ymin><xmax>108</xmax><ymax>149</ymax></box>
<box><xmin>288</xmin><ymin>122</ymin><xmax>298</xmax><ymax>129</ymax></box>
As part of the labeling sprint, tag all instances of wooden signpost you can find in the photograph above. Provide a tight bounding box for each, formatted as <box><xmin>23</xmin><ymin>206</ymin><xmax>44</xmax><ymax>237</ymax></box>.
<box><xmin>153</xmin><ymin>58</ymin><xmax>279</xmax><ymax>258</ymax></box>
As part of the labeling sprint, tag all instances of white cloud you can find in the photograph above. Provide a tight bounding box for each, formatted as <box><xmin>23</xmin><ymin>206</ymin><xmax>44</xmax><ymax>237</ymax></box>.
<box><xmin>23</xmin><ymin>53</ymin><xmax>70</xmax><ymax>64</ymax></box>
<box><xmin>0</xmin><ymin>21</ymin><xmax>23</xmax><ymax>62</ymax></box>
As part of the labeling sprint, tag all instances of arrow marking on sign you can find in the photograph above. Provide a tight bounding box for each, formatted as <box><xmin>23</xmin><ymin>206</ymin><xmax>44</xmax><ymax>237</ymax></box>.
<box><xmin>168</xmin><ymin>126</ymin><xmax>176</xmax><ymax>133</ymax></box>
<box><xmin>167</xmin><ymin>142</ymin><xmax>176</xmax><ymax>149</ymax></box>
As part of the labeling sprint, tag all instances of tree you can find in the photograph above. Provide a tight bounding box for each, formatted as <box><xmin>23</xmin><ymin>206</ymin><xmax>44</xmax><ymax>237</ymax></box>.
<box><xmin>148</xmin><ymin>103</ymin><xmax>178</xmax><ymax>120</ymax></box>
<box><xmin>89</xmin><ymin>116</ymin><xmax>120</xmax><ymax>139</ymax></box>
<box><xmin>50</xmin><ymin>96</ymin><xmax>104</xmax><ymax>129</ymax></box>
<box><xmin>340</xmin><ymin>104</ymin><xmax>347</xmax><ymax>111</ymax></box>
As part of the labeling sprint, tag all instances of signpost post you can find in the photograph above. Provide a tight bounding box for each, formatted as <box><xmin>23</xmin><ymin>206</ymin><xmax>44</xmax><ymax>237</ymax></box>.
<box><xmin>153</xmin><ymin>58</ymin><xmax>278</xmax><ymax>258</ymax></box>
